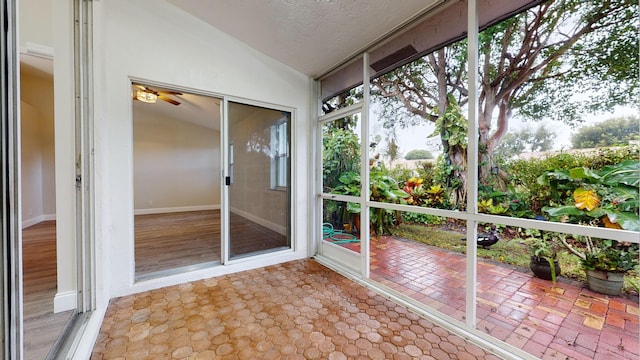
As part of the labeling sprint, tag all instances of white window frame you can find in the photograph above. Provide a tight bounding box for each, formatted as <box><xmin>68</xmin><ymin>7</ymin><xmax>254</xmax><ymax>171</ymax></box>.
<box><xmin>270</xmin><ymin>119</ymin><xmax>288</xmax><ymax>189</ymax></box>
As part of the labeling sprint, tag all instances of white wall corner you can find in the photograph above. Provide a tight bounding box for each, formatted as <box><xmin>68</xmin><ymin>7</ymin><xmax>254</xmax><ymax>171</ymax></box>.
<box><xmin>53</xmin><ymin>290</ymin><xmax>77</xmax><ymax>313</ymax></box>
<box><xmin>134</xmin><ymin>204</ymin><xmax>220</xmax><ymax>216</ymax></box>
<box><xmin>21</xmin><ymin>214</ymin><xmax>56</xmax><ymax>229</ymax></box>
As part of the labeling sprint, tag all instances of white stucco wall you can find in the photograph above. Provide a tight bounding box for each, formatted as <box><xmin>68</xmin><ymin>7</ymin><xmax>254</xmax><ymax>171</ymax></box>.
<box><xmin>92</xmin><ymin>0</ymin><xmax>312</xmax><ymax>302</ymax></box>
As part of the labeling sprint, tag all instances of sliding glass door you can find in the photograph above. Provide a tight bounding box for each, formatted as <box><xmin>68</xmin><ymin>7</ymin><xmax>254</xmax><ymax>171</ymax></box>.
<box><xmin>226</xmin><ymin>101</ymin><xmax>291</xmax><ymax>259</ymax></box>
<box><xmin>2</xmin><ymin>0</ymin><xmax>20</xmax><ymax>357</ymax></box>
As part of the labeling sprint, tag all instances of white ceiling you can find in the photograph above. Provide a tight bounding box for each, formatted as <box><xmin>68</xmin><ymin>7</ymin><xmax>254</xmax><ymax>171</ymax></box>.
<box><xmin>166</xmin><ymin>0</ymin><xmax>442</xmax><ymax>77</ymax></box>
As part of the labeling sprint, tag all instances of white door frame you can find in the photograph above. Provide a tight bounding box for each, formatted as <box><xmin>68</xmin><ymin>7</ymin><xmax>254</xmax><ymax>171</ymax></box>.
<box><xmin>1</xmin><ymin>0</ymin><xmax>23</xmax><ymax>358</ymax></box>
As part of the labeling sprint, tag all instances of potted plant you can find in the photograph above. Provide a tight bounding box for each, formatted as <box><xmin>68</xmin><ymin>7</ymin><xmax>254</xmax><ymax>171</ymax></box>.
<box><xmin>332</xmin><ymin>170</ymin><xmax>409</xmax><ymax>235</ymax></box>
<box><xmin>540</xmin><ymin>160</ymin><xmax>639</xmax><ymax>295</ymax></box>
<box><xmin>521</xmin><ymin>230</ymin><xmax>562</xmax><ymax>283</ymax></box>
<box><xmin>561</xmin><ymin>236</ymin><xmax>638</xmax><ymax>295</ymax></box>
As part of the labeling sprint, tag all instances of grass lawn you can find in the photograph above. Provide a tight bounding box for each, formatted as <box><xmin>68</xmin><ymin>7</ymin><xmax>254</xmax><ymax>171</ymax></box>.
<box><xmin>392</xmin><ymin>223</ymin><xmax>639</xmax><ymax>294</ymax></box>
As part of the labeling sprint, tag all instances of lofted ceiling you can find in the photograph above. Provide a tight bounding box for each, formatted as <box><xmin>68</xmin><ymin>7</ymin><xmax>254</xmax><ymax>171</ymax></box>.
<box><xmin>132</xmin><ymin>83</ymin><xmax>222</xmax><ymax>131</ymax></box>
<box><xmin>166</xmin><ymin>0</ymin><xmax>443</xmax><ymax>78</ymax></box>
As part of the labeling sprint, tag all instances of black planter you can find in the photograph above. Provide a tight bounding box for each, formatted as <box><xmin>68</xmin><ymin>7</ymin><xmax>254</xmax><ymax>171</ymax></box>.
<box><xmin>530</xmin><ymin>256</ymin><xmax>560</xmax><ymax>281</ymax></box>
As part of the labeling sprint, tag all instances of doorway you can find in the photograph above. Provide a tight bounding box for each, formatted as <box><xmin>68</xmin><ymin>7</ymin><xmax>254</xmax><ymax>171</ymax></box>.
<box><xmin>133</xmin><ymin>82</ymin><xmax>223</xmax><ymax>279</ymax></box>
<box><xmin>132</xmin><ymin>85</ymin><xmax>293</xmax><ymax>278</ymax></box>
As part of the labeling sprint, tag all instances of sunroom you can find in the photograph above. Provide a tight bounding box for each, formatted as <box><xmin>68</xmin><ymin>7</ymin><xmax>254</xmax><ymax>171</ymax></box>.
<box><xmin>2</xmin><ymin>0</ymin><xmax>638</xmax><ymax>359</ymax></box>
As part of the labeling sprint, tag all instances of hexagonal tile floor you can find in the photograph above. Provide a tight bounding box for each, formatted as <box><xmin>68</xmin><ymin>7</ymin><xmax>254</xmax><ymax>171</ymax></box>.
<box><xmin>91</xmin><ymin>259</ymin><xmax>499</xmax><ymax>359</ymax></box>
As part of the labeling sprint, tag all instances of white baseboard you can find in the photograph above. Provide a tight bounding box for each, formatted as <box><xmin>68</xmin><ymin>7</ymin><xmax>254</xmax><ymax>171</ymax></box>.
<box><xmin>231</xmin><ymin>208</ymin><xmax>286</xmax><ymax>235</ymax></box>
<box><xmin>134</xmin><ymin>204</ymin><xmax>220</xmax><ymax>215</ymax></box>
<box><xmin>54</xmin><ymin>290</ymin><xmax>77</xmax><ymax>313</ymax></box>
<box><xmin>22</xmin><ymin>214</ymin><xmax>56</xmax><ymax>229</ymax></box>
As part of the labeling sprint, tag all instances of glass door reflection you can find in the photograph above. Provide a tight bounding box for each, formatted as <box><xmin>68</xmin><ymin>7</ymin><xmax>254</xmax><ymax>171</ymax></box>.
<box><xmin>227</xmin><ymin>102</ymin><xmax>291</xmax><ymax>259</ymax></box>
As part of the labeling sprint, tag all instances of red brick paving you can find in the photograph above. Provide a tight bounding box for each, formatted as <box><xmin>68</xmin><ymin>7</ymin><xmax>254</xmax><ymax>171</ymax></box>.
<box><xmin>352</xmin><ymin>235</ymin><xmax>639</xmax><ymax>359</ymax></box>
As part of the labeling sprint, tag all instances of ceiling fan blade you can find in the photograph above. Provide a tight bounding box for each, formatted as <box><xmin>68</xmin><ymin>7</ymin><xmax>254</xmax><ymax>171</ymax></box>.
<box><xmin>158</xmin><ymin>90</ymin><xmax>183</xmax><ymax>96</ymax></box>
<box><xmin>158</xmin><ymin>95</ymin><xmax>180</xmax><ymax>105</ymax></box>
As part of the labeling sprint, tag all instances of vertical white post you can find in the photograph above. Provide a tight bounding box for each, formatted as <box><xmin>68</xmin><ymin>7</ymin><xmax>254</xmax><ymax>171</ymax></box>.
<box><xmin>312</xmin><ymin>80</ymin><xmax>321</xmax><ymax>258</ymax></box>
<box><xmin>465</xmin><ymin>0</ymin><xmax>479</xmax><ymax>329</ymax></box>
<box><xmin>1</xmin><ymin>0</ymin><xmax>23</xmax><ymax>356</ymax></box>
<box><xmin>221</xmin><ymin>99</ymin><xmax>229</xmax><ymax>264</ymax></box>
<box><xmin>361</xmin><ymin>54</ymin><xmax>371</xmax><ymax>279</ymax></box>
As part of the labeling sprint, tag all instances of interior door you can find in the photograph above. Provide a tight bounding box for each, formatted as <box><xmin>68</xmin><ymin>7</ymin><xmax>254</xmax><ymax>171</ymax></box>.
<box><xmin>225</xmin><ymin>101</ymin><xmax>291</xmax><ymax>260</ymax></box>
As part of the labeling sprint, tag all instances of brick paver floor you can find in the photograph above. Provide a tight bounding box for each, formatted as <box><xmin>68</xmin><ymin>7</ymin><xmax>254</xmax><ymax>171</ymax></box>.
<box><xmin>363</xmin><ymin>235</ymin><xmax>639</xmax><ymax>359</ymax></box>
<box><xmin>91</xmin><ymin>260</ymin><xmax>501</xmax><ymax>359</ymax></box>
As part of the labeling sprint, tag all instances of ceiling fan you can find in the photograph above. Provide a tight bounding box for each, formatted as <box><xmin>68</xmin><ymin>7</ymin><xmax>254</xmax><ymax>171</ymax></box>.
<box><xmin>133</xmin><ymin>84</ymin><xmax>182</xmax><ymax>105</ymax></box>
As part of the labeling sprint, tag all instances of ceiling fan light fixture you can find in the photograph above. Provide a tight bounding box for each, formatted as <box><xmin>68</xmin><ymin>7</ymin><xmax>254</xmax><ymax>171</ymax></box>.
<box><xmin>136</xmin><ymin>90</ymin><xmax>157</xmax><ymax>104</ymax></box>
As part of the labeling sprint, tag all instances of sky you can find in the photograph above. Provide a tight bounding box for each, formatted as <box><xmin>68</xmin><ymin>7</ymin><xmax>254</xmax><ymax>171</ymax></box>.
<box><xmin>369</xmin><ymin>104</ymin><xmax>637</xmax><ymax>160</ymax></box>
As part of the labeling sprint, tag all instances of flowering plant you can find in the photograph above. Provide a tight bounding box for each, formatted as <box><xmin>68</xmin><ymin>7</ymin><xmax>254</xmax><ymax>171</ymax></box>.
<box><xmin>541</xmin><ymin>160</ymin><xmax>639</xmax><ymax>231</ymax></box>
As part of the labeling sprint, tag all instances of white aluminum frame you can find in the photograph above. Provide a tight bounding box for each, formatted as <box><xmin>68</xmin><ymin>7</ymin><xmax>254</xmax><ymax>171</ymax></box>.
<box><xmin>223</xmin><ymin>97</ymin><xmax>297</xmax><ymax>266</ymax></box>
<box><xmin>314</xmin><ymin>0</ymin><xmax>638</xmax><ymax>359</ymax></box>
<box><xmin>1</xmin><ymin>0</ymin><xmax>22</xmax><ymax>358</ymax></box>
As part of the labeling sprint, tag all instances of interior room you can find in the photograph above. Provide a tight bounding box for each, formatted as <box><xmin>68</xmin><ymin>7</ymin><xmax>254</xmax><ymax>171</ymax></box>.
<box><xmin>132</xmin><ymin>83</ymin><xmax>223</xmax><ymax>278</ymax></box>
<box><xmin>1</xmin><ymin>0</ymin><xmax>637</xmax><ymax>359</ymax></box>
<box><xmin>20</xmin><ymin>55</ymin><xmax>75</xmax><ymax>360</ymax></box>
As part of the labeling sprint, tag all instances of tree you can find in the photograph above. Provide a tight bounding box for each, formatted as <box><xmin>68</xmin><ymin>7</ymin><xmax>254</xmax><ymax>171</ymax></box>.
<box><xmin>495</xmin><ymin>125</ymin><xmax>557</xmax><ymax>159</ymax></box>
<box><xmin>405</xmin><ymin>149</ymin><xmax>434</xmax><ymax>160</ymax></box>
<box><xmin>371</xmin><ymin>0</ymin><xmax>638</xmax><ymax>207</ymax></box>
<box><xmin>571</xmin><ymin>115</ymin><xmax>640</xmax><ymax>149</ymax></box>
<box><xmin>383</xmin><ymin>128</ymin><xmax>401</xmax><ymax>168</ymax></box>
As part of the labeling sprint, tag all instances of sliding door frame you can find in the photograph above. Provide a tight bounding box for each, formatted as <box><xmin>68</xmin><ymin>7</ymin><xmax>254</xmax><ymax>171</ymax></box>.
<box><xmin>1</xmin><ymin>0</ymin><xmax>22</xmax><ymax>358</ymax></box>
<box><xmin>222</xmin><ymin>96</ymin><xmax>296</xmax><ymax>266</ymax></box>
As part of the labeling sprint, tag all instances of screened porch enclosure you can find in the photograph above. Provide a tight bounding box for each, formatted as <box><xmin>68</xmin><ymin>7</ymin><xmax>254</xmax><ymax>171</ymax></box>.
<box><xmin>316</xmin><ymin>0</ymin><xmax>639</xmax><ymax>359</ymax></box>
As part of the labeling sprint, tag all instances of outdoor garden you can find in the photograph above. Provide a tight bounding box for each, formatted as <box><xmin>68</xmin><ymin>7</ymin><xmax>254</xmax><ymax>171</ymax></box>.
<box><xmin>321</xmin><ymin>0</ymin><xmax>639</xmax><ymax>298</ymax></box>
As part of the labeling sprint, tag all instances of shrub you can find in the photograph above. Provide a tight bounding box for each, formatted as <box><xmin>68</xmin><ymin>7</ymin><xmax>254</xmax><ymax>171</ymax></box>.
<box><xmin>405</xmin><ymin>149</ymin><xmax>434</xmax><ymax>160</ymax></box>
<box><xmin>503</xmin><ymin>146</ymin><xmax>638</xmax><ymax>214</ymax></box>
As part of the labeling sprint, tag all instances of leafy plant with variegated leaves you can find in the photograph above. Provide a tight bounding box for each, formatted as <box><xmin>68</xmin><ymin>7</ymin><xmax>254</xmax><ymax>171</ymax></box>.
<box><xmin>539</xmin><ymin>160</ymin><xmax>639</xmax><ymax>231</ymax></box>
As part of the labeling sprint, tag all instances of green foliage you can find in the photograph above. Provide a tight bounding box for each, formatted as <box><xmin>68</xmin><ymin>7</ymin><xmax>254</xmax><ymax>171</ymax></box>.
<box><xmin>571</xmin><ymin>116</ymin><xmax>640</xmax><ymax>149</ymax></box>
<box><xmin>322</xmin><ymin>85</ymin><xmax>364</xmax><ymax>114</ymax></box>
<box><xmin>504</xmin><ymin>146</ymin><xmax>639</xmax><ymax>214</ymax></box>
<box><xmin>478</xmin><ymin>199</ymin><xmax>509</xmax><ymax>215</ymax></box>
<box><xmin>332</xmin><ymin>170</ymin><xmax>409</xmax><ymax>235</ymax></box>
<box><xmin>430</xmin><ymin>95</ymin><xmax>467</xmax><ymax>150</ymax></box>
<box><xmin>385</xmin><ymin>138</ymin><xmax>401</xmax><ymax>163</ymax></box>
<box><xmin>322</xmin><ymin>127</ymin><xmax>360</xmax><ymax>191</ymax></box>
<box><xmin>520</xmin><ymin>230</ymin><xmax>565</xmax><ymax>283</ymax></box>
<box><xmin>405</xmin><ymin>149</ymin><xmax>434</xmax><ymax>160</ymax></box>
<box><xmin>541</xmin><ymin>160</ymin><xmax>640</xmax><ymax>231</ymax></box>
<box><xmin>556</xmin><ymin>233</ymin><xmax>640</xmax><ymax>291</ymax></box>
<box><xmin>370</xmin><ymin>0</ymin><xmax>637</xmax><ymax>210</ymax></box>
<box><xmin>401</xmin><ymin>177</ymin><xmax>449</xmax><ymax>209</ymax></box>
<box><xmin>401</xmin><ymin>212</ymin><xmax>446</xmax><ymax>225</ymax></box>
<box><xmin>579</xmin><ymin>239</ymin><xmax>639</xmax><ymax>273</ymax></box>
<box><xmin>494</xmin><ymin>125</ymin><xmax>556</xmax><ymax>160</ymax></box>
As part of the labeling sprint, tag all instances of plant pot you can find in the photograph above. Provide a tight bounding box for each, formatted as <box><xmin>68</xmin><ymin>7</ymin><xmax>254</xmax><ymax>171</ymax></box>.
<box><xmin>586</xmin><ymin>270</ymin><xmax>624</xmax><ymax>296</ymax></box>
<box><xmin>529</xmin><ymin>256</ymin><xmax>560</xmax><ymax>281</ymax></box>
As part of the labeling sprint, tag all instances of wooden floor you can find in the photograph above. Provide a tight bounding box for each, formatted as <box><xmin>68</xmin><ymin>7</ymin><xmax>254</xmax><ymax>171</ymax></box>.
<box><xmin>135</xmin><ymin>210</ymin><xmax>289</xmax><ymax>277</ymax></box>
<box><xmin>19</xmin><ymin>210</ymin><xmax>287</xmax><ymax>357</ymax></box>
<box><xmin>22</xmin><ymin>221</ymin><xmax>74</xmax><ymax>360</ymax></box>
